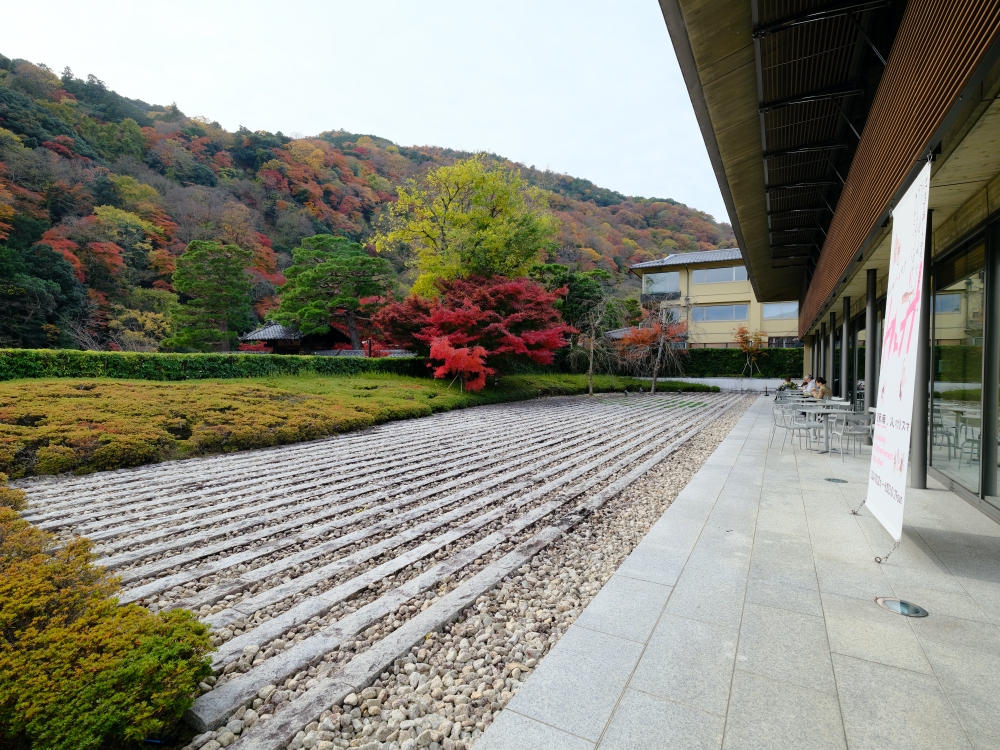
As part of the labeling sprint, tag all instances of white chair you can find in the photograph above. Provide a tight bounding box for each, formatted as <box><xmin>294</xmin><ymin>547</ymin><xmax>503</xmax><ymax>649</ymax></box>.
<box><xmin>831</xmin><ymin>413</ymin><xmax>872</xmax><ymax>461</ymax></box>
<box><xmin>958</xmin><ymin>415</ymin><xmax>982</xmax><ymax>469</ymax></box>
<box><xmin>788</xmin><ymin>408</ymin><xmax>823</xmax><ymax>452</ymax></box>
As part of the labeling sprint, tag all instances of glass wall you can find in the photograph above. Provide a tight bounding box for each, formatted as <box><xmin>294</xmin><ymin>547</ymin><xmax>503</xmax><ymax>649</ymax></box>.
<box><xmin>931</xmin><ymin>243</ymin><xmax>985</xmax><ymax>495</ymax></box>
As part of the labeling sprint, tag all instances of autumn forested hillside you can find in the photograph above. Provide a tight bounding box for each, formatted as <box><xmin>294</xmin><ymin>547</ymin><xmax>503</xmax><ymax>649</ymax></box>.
<box><xmin>0</xmin><ymin>54</ymin><xmax>735</xmax><ymax>349</ymax></box>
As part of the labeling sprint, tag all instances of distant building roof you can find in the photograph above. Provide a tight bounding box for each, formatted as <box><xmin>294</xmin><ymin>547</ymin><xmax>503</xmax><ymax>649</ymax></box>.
<box><xmin>631</xmin><ymin>247</ymin><xmax>744</xmax><ymax>271</ymax></box>
<box><xmin>604</xmin><ymin>327</ymin><xmax>633</xmax><ymax>340</ymax></box>
<box><xmin>240</xmin><ymin>322</ymin><xmax>300</xmax><ymax>341</ymax></box>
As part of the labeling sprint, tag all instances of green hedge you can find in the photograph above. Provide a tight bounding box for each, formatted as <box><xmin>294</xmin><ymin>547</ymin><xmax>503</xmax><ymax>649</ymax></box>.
<box><xmin>935</xmin><ymin>345</ymin><xmax>982</xmax><ymax>383</ymax></box>
<box><xmin>0</xmin><ymin>349</ymin><xmax>428</xmax><ymax>382</ymax></box>
<box><xmin>681</xmin><ymin>347</ymin><xmax>804</xmax><ymax>378</ymax></box>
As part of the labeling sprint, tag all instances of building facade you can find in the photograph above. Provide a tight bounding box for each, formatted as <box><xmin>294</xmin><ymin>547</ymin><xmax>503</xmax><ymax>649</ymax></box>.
<box><xmin>632</xmin><ymin>248</ymin><xmax>800</xmax><ymax>348</ymax></box>
<box><xmin>663</xmin><ymin>0</ymin><xmax>1000</xmax><ymax>513</ymax></box>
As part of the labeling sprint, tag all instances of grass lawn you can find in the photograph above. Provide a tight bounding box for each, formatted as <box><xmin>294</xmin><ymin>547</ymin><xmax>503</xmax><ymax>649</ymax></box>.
<box><xmin>0</xmin><ymin>373</ymin><xmax>714</xmax><ymax>478</ymax></box>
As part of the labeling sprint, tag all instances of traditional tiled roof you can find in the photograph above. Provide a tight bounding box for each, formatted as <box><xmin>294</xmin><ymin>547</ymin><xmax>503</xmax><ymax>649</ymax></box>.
<box><xmin>239</xmin><ymin>322</ymin><xmax>300</xmax><ymax>341</ymax></box>
<box><xmin>603</xmin><ymin>327</ymin><xmax>633</xmax><ymax>340</ymax></box>
<box><xmin>631</xmin><ymin>247</ymin><xmax>743</xmax><ymax>270</ymax></box>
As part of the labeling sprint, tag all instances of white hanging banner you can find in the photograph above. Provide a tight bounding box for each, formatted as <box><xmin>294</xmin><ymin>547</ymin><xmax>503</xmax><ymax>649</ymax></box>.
<box><xmin>866</xmin><ymin>161</ymin><xmax>931</xmax><ymax>541</ymax></box>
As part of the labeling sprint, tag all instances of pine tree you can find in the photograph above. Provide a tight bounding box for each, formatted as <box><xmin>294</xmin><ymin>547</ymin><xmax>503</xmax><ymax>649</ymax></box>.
<box><xmin>162</xmin><ymin>240</ymin><xmax>253</xmax><ymax>352</ymax></box>
<box><xmin>273</xmin><ymin>235</ymin><xmax>396</xmax><ymax>349</ymax></box>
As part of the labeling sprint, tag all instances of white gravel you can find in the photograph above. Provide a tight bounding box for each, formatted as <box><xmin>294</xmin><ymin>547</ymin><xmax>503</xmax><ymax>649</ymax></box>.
<box><xmin>196</xmin><ymin>395</ymin><xmax>750</xmax><ymax>750</ymax></box>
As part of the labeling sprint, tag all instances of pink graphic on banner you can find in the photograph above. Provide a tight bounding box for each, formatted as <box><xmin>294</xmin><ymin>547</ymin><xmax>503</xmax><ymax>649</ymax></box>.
<box><xmin>866</xmin><ymin>162</ymin><xmax>931</xmax><ymax>541</ymax></box>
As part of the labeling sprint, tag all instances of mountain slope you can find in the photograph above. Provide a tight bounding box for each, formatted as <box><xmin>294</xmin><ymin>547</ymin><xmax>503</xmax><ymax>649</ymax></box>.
<box><xmin>0</xmin><ymin>54</ymin><xmax>735</xmax><ymax>348</ymax></box>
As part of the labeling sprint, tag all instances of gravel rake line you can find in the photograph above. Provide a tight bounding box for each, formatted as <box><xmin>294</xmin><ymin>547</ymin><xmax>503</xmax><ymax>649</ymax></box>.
<box><xmin>185</xmin><ymin>396</ymin><xmax>734</xmax><ymax>731</ymax></box>
<box><xmin>117</xmin><ymin>398</ymin><xmax>688</xmax><ymax>600</ymax></box>
<box><xmin>22</xmin><ymin>399</ymin><xmax>617</xmax><ymax>524</ymax></box>
<box><xmin>16</xmin><ymin>403</ymin><xmax>528</xmax><ymax>501</ymax></box>
<box><xmin>85</xmin><ymin>397</ymin><xmax>664</xmax><ymax>545</ymax></box>
<box><xmin>197</xmin><ymin>397</ymin><xmax>716</xmax><ymax>635</ymax></box>
<box><xmin>219</xmin><ymin>396</ymin><xmax>739</xmax><ymax>748</ymax></box>
<box><xmin>201</xmin><ymin>399</ymin><xmax>719</xmax><ymax>677</ymax></box>
<box><xmin>101</xmin><ymin>399</ymin><xmax>664</xmax><ymax>572</ymax></box>
<box><xmin>22</xmin><ymin>395</ymin><xmax>634</xmax><ymax>506</ymax></box>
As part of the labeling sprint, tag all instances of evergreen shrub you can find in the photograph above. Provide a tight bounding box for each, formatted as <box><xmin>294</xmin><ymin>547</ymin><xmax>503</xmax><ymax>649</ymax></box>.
<box><xmin>0</xmin><ymin>349</ymin><xmax>427</xmax><ymax>382</ymax></box>
<box><xmin>0</xmin><ymin>509</ymin><xmax>212</xmax><ymax>750</ymax></box>
<box><xmin>682</xmin><ymin>347</ymin><xmax>804</xmax><ymax>378</ymax></box>
<box><xmin>0</xmin><ymin>472</ymin><xmax>26</xmax><ymax>510</ymax></box>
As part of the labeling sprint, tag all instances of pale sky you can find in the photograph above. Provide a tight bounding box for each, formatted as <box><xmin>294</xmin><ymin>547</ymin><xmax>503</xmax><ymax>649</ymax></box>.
<box><xmin>1</xmin><ymin>0</ymin><xmax>728</xmax><ymax>223</ymax></box>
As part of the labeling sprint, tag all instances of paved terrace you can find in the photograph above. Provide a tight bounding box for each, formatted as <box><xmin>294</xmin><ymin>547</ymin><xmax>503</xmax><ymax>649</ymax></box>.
<box><xmin>479</xmin><ymin>396</ymin><xmax>1000</xmax><ymax>750</ymax></box>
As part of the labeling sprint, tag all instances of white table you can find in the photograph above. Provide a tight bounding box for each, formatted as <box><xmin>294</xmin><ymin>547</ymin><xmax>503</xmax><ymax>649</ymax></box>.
<box><xmin>796</xmin><ymin>405</ymin><xmax>844</xmax><ymax>454</ymax></box>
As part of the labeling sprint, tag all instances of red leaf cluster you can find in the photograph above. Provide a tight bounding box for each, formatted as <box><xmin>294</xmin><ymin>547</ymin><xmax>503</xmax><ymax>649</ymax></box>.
<box><xmin>374</xmin><ymin>276</ymin><xmax>574</xmax><ymax>390</ymax></box>
<box><xmin>429</xmin><ymin>337</ymin><xmax>493</xmax><ymax>391</ymax></box>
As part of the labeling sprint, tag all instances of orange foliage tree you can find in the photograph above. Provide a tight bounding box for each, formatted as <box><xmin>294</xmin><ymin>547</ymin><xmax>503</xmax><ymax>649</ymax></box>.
<box><xmin>733</xmin><ymin>324</ymin><xmax>766</xmax><ymax>377</ymax></box>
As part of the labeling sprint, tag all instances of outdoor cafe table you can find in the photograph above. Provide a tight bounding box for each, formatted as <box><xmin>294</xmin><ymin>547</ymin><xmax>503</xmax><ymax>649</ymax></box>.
<box><xmin>796</xmin><ymin>404</ymin><xmax>849</xmax><ymax>454</ymax></box>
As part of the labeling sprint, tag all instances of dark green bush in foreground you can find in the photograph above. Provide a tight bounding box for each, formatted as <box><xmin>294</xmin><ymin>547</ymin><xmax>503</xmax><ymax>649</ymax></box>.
<box><xmin>0</xmin><ymin>509</ymin><xmax>212</xmax><ymax>750</ymax></box>
<box><xmin>0</xmin><ymin>348</ymin><xmax>427</xmax><ymax>382</ymax></box>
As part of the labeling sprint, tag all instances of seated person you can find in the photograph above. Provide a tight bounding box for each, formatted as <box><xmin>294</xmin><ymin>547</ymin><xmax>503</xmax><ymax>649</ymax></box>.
<box><xmin>801</xmin><ymin>374</ymin><xmax>813</xmax><ymax>390</ymax></box>
<box><xmin>777</xmin><ymin>375</ymin><xmax>795</xmax><ymax>391</ymax></box>
<box><xmin>811</xmin><ymin>376</ymin><xmax>833</xmax><ymax>400</ymax></box>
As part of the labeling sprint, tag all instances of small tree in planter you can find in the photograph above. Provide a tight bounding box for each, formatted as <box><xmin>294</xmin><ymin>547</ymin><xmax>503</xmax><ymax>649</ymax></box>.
<box><xmin>734</xmin><ymin>324</ymin><xmax>766</xmax><ymax>377</ymax></box>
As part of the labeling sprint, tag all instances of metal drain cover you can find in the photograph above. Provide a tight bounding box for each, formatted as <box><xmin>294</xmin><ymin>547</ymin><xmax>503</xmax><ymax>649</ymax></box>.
<box><xmin>825</xmin><ymin>478</ymin><xmax>848</xmax><ymax>483</ymax></box>
<box><xmin>875</xmin><ymin>597</ymin><xmax>928</xmax><ymax>617</ymax></box>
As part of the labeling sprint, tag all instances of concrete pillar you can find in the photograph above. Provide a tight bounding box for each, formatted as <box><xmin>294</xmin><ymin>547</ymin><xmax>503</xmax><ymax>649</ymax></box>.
<box><xmin>911</xmin><ymin>210</ymin><xmax>932</xmax><ymax>490</ymax></box>
<box><xmin>828</xmin><ymin>312</ymin><xmax>837</xmax><ymax>387</ymax></box>
<box><xmin>820</xmin><ymin>323</ymin><xmax>826</xmax><ymax>382</ymax></box>
<box><xmin>841</xmin><ymin>297</ymin><xmax>851</xmax><ymax>398</ymax></box>
<box><xmin>983</xmin><ymin>220</ymin><xmax>1000</xmax><ymax>499</ymax></box>
<box><xmin>864</xmin><ymin>269</ymin><xmax>877</xmax><ymax>415</ymax></box>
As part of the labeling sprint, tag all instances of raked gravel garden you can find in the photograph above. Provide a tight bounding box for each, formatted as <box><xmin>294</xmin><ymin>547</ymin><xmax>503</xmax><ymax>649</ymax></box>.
<box><xmin>15</xmin><ymin>393</ymin><xmax>752</xmax><ymax>750</ymax></box>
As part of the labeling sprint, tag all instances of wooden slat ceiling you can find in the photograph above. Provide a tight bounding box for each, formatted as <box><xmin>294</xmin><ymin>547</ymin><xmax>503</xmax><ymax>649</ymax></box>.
<box><xmin>663</xmin><ymin>0</ymin><xmax>902</xmax><ymax>300</ymax></box>
<box><xmin>801</xmin><ymin>0</ymin><xmax>1000</xmax><ymax>334</ymax></box>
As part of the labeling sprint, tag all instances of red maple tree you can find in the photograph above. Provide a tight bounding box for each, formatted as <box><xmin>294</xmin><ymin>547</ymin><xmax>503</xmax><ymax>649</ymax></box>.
<box><xmin>374</xmin><ymin>276</ymin><xmax>574</xmax><ymax>391</ymax></box>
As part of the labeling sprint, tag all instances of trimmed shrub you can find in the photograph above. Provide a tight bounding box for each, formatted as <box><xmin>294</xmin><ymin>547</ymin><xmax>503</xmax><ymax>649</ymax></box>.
<box><xmin>0</xmin><ymin>472</ymin><xmax>26</xmax><ymax>511</ymax></box>
<box><xmin>0</xmin><ymin>509</ymin><xmax>213</xmax><ymax>750</ymax></box>
<box><xmin>935</xmin><ymin>345</ymin><xmax>982</xmax><ymax>383</ymax></box>
<box><xmin>0</xmin><ymin>348</ymin><xmax>427</xmax><ymax>382</ymax></box>
<box><xmin>682</xmin><ymin>347</ymin><xmax>804</xmax><ymax>378</ymax></box>
<box><xmin>0</xmin><ymin>373</ymin><xmax>703</xmax><ymax>478</ymax></box>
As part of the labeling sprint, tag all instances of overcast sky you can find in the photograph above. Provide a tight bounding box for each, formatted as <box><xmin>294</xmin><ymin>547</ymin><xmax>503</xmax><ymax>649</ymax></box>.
<box><xmin>1</xmin><ymin>0</ymin><xmax>727</xmax><ymax>223</ymax></box>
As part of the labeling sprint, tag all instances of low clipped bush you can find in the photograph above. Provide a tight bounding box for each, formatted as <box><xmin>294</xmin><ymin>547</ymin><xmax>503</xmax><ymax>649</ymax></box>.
<box><xmin>0</xmin><ymin>348</ymin><xmax>426</xmax><ymax>382</ymax></box>
<box><xmin>0</xmin><ymin>373</ymin><xmax>712</xmax><ymax>479</ymax></box>
<box><xmin>0</xmin><ymin>472</ymin><xmax>26</xmax><ymax>511</ymax></box>
<box><xmin>0</xmin><ymin>509</ymin><xmax>213</xmax><ymax>750</ymax></box>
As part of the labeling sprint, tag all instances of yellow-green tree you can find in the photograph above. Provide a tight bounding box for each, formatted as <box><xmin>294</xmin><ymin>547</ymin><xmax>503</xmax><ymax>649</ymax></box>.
<box><xmin>374</xmin><ymin>154</ymin><xmax>558</xmax><ymax>296</ymax></box>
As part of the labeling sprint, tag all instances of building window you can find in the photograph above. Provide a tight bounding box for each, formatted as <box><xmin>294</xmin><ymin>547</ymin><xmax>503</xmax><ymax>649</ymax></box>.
<box><xmin>934</xmin><ymin>293</ymin><xmax>961</xmax><ymax>314</ymax></box>
<box><xmin>642</xmin><ymin>271</ymin><xmax>680</xmax><ymax>294</ymax></box>
<box><xmin>762</xmin><ymin>301</ymin><xmax>799</xmax><ymax>319</ymax></box>
<box><xmin>768</xmin><ymin>336</ymin><xmax>802</xmax><ymax>348</ymax></box>
<box><xmin>692</xmin><ymin>304</ymin><xmax>748</xmax><ymax>322</ymax></box>
<box><xmin>692</xmin><ymin>265</ymin><xmax>748</xmax><ymax>284</ymax></box>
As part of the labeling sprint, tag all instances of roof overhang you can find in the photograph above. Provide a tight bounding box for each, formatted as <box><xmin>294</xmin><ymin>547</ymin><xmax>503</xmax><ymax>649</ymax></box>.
<box><xmin>659</xmin><ymin>0</ymin><xmax>1000</xmax><ymax>337</ymax></box>
<box><xmin>657</xmin><ymin>0</ymin><xmax>897</xmax><ymax>303</ymax></box>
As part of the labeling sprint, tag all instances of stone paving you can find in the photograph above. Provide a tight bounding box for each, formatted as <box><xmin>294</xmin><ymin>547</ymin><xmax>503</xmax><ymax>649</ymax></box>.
<box><xmin>477</xmin><ymin>395</ymin><xmax>1000</xmax><ymax>750</ymax></box>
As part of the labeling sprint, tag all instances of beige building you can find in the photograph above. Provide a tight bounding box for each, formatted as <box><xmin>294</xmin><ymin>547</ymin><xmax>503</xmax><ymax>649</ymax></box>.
<box><xmin>631</xmin><ymin>248</ymin><xmax>800</xmax><ymax>349</ymax></box>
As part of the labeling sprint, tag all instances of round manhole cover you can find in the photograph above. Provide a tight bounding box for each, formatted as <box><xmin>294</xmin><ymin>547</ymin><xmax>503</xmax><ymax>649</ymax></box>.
<box><xmin>825</xmin><ymin>478</ymin><xmax>848</xmax><ymax>483</ymax></box>
<box><xmin>875</xmin><ymin>597</ymin><xmax>928</xmax><ymax>617</ymax></box>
